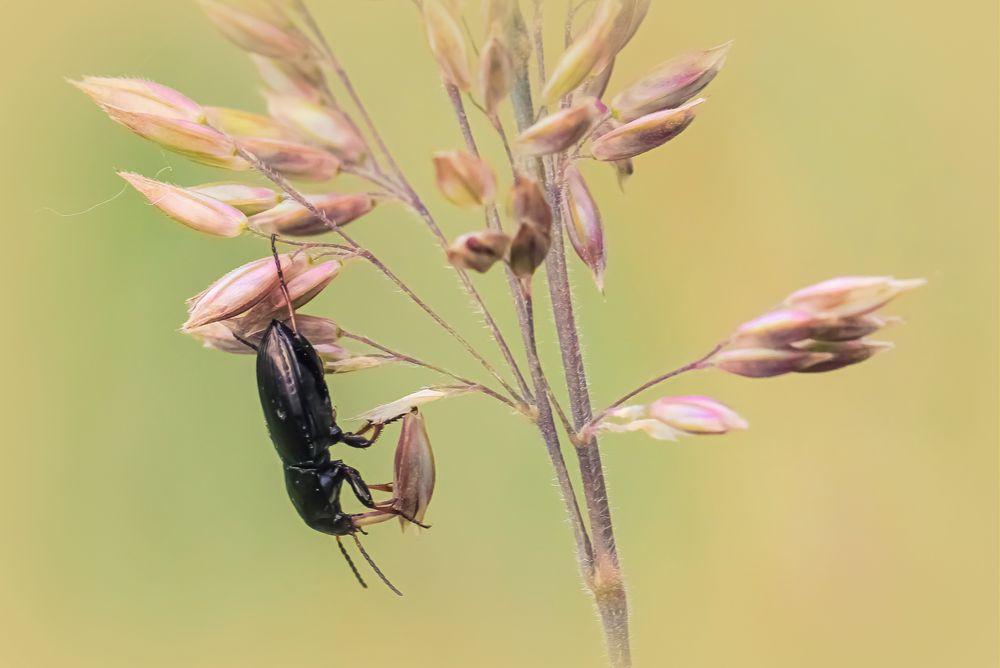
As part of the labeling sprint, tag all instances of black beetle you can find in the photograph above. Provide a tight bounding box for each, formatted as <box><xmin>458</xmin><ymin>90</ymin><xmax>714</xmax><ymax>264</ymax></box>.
<box><xmin>243</xmin><ymin>239</ymin><xmax>425</xmax><ymax>593</ymax></box>
<box><xmin>254</xmin><ymin>317</ymin><xmax>424</xmax><ymax>594</ymax></box>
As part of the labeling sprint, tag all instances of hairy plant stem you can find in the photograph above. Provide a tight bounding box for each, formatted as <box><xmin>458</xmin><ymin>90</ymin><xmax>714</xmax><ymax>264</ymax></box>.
<box><xmin>441</xmin><ymin>83</ymin><xmax>592</xmax><ymax>573</ymax></box>
<box><xmin>513</xmin><ymin>5</ymin><xmax>632</xmax><ymax>665</ymax></box>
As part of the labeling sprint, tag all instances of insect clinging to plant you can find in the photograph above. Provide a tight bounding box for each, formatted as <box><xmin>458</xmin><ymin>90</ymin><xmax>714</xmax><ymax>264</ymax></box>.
<box><xmin>244</xmin><ymin>240</ymin><xmax>431</xmax><ymax>595</ymax></box>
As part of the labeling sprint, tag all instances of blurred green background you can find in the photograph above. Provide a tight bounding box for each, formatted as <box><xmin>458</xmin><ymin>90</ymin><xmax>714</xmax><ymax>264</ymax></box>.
<box><xmin>2</xmin><ymin>1</ymin><xmax>996</xmax><ymax>666</ymax></box>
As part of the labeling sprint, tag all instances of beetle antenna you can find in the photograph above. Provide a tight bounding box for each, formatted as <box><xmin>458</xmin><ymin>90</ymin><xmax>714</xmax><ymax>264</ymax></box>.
<box><xmin>270</xmin><ymin>233</ymin><xmax>298</xmax><ymax>332</ymax></box>
<box><xmin>352</xmin><ymin>534</ymin><xmax>403</xmax><ymax>596</ymax></box>
<box><xmin>231</xmin><ymin>332</ymin><xmax>258</xmax><ymax>352</ymax></box>
<box><xmin>336</xmin><ymin>536</ymin><xmax>367</xmax><ymax>589</ymax></box>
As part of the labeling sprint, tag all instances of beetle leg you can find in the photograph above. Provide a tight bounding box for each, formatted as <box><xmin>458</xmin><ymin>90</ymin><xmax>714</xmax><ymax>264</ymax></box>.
<box><xmin>340</xmin><ymin>422</ymin><xmax>385</xmax><ymax>449</ymax></box>
<box><xmin>367</xmin><ymin>482</ymin><xmax>394</xmax><ymax>493</ymax></box>
<box><xmin>335</xmin><ymin>462</ymin><xmax>378</xmax><ymax>510</ymax></box>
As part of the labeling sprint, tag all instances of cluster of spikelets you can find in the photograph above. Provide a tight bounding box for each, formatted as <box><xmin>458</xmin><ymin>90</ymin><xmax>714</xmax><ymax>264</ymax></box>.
<box><xmin>587</xmin><ymin>276</ymin><xmax>925</xmax><ymax>441</ymax></box>
<box><xmin>71</xmin><ymin>0</ymin><xmax>924</xmax><ymax>452</ymax></box>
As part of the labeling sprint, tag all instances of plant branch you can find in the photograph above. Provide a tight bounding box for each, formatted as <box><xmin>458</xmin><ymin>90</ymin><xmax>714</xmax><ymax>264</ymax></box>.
<box><xmin>583</xmin><ymin>341</ymin><xmax>728</xmax><ymax>438</ymax></box>
<box><xmin>341</xmin><ymin>329</ymin><xmax>522</xmax><ymax>414</ymax></box>
<box><xmin>235</xmin><ymin>144</ymin><xmax>524</xmax><ymax>405</ymax></box>
<box><xmin>515</xmin><ymin>4</ymin><xmax>632</xmax><ymax>666</ymax></box>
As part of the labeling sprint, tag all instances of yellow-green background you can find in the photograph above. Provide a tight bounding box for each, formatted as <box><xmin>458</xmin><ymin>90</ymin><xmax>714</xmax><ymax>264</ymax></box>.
<box><xmin>3</xmin><ymin>1</ymin><xmax>996</xmax><ymax>666</ymax></box>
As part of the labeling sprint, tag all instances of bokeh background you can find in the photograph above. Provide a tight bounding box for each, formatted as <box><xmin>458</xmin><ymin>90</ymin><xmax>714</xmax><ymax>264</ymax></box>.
<box><xmin>2</xmin><ymin>1</ymin><xmax>996</xmax><ymax>666</ymax></box>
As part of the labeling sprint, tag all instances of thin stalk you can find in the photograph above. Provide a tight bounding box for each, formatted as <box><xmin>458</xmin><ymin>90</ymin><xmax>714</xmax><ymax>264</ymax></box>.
<box><xmin>442</xmin><ymin>81</ymin><xmax>592</xmax><ymax>573</ymax></box>
<box><xmin>340</xmin><ymin>329</ymin><xmax>522</xmax><ymax>414</ymax></box>
<box><xmin>522</xmin><ymin>291</ymin><xmax>594</xmax><ymax>573</ymax></box>
<box><xmin>443</xmin><ymin>83</ymin><xmax>539</xmax><ymax>405</ymax></box>
<box><xmin>584</xmin><ymin>341</ymin><xmax>729</xmax><ymax>436</ymax></box>
<box><xmin>516</xmin><ymin>4</ymin><xmax>632</xmax><ymax>666</ymax></box>
<box><xmin>235</xmin><ymin>144</ymin><xmax>524</xmax><ymax>405</ymax></box>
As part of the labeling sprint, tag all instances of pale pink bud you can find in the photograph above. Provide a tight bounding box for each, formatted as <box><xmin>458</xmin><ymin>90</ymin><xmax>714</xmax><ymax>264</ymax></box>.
<box><xmin>712</xmin><ymin>348</ymin><xmax>834</xmax><ymax>379</ymax></box>
<box><xmin>447</xmin><ymin>231</ymin><xmax>511</xmax><ymax>273</ymax></box>
<box><xmin>70</xmin><ymin>77</ymin><xmax>204</xmax><ymax>122</ymax></box>
<box><xmin>204</xmin><ymin>106</ymin><xmax>290</xmax><ymax>139</ymax></box>
<box><xmin>809</xmin><ymin>314</ymin><xmax>899</xmax><ymax>342</ymax></box>
<box><xmin>98</xmin><ymin>106</ymin><xmax>250</xmax><ymax>170</ymax></box>
<box><xmin>391</xmin><ymin>411</ymin><xmax>436</xmax><ymax>530</ymax></box>
<box><xmin>592</xmin><ymin>97</ymin><xmax>704</xmax><ymax>161</ymax></box>
<box><xmin>236</xmin><ymin>136</ymin><xmax>340</xmax><ymax>182</ymax></box>
<box><xmin>541</xmin><ymin>0</ymin><xmax>628</xmax><ymax>104</ymax></box>
<box><xmin>198</xmin><ymin>0</ymin><xmax>313</xmax><ymax>63</ymax></box>
<box><xmin>266</xmin><ymin>95</ymin><xmax>367</xmax><ymax>164</ymax></box>
<box><xmin>119</xmin><ymin>172</ymin><xmax>246</xmax><ymax>238</ymax></box>
<box><xmin>358</xmin><ymin>386</ymin><xmax>474</xmax><ymax>424</ymax></box>
<box><xmin>514</xmin><ymin>98</ymin><xmax>605</xmax><ymax>156</ymax></box>
<box><xmin>479</xmin><ymin>31</ymin><xmax>512</xmax><ymax>116</ymax></box>
<box><xmin>236</xmin><ymin>259</ymin><xmax>342</xmax><ymax>330</ymax></box>
<box><xmin>188</xmin><ymin>182</ymin><xmax>283</xmax><ymax>216</ymax></box>
<box><xmin>509</xmin><ymin>175</ymin><xmax>553</xmax><ymax>229</ymax></box>
<box><xmin>185</xmin><ymin>322</ymin><xmax>258</xmax><ymax>354</ymax></box>
<box><xmin>784</xmin><ymin>276</ymin><xmax>926</xmax><ymax>318</ymax></box>
<box><xmin>792</xmin><ymin>339</ymin><xmax>894</xmax><ymax>373</ymax></box>
<box><xmin>564</xmin><ymin>164</ymin><xmax>607</xmax><ymax>291</ymax></box>
<box><xmin>249</xmin><ymin>193</ymin><xmax>375</xmax><ymax>236</ymax></box>
<box><xmin>183</xmin><ymin>254</ymin><xmax>295</xmax><ymax>330</ymax></box>
<box><xmin>325</xmin><ymin>355</ymin><xmax>396</xmax><ymax>374</ymax></box>
<box><xmin>291</xmin><ymin>315</ymin><xmax>343</xmax><ymax>346</ymax></box>
<box><xmin>432</xmin><ymin>151</ymin><xmax>497</xmax><ymax>207</ymax></box>
<box><xmin>251</xmin><ymin>54</ymin><xmax>323</xmax><ymax>100</ymax></box>
<box><xmin>649</xmin><ymin>396</ymin><xmax>749</xmax><ymax>435</ymax></box>
<box><xmin>611</xmin><ymin>41</ymin><xmax>732</xmax><ymax>122</ymax></box>
<box><xmin>732</xmin><ymin>309</ymin><xmax>818</xmax><ymax>346</ymax></box>
<box><xmin>422</xmin><ymin>0</ymin><xmax>472</xmax><ymax>91</ymax></box>
<box><xmin>189</xmin><ymin>313</ymin><xmax>342</xmax><ymax>355</ymax></box>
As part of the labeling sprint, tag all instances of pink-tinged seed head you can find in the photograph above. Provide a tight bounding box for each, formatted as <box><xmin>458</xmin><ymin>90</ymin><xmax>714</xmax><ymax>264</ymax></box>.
<box><xmin>509</xmin><ymin>175</ymin><xmax>553</xmax><ymax>230</ymax></box>
<box><xmin>649</xmin><ymin>396</ymin><xmax>749</xmax><ymax>435</ymax></box>
<box><xmin>792</xmin><ymin>339</ymin><xmax>894</xmax><ymax>373</ymax></box>
<box><xmin>733</xmin><ymin>309</ymin><xmax>819</xmax><ymax>347</ymax></box>
<box><xmin>422</xmin><ymin>0</ymin><xmax>472</xmax><ymax>90</ymax></box>
<box><xmin>236</xmin><ymin>136</ymin><xmax>341</xmax><ymax>182</ymax></box>
<box><xmin>808</xmin><ymin>314</ymin><xmax>899</xmax><ymax>342</ymax></box>
<box><xmin>189</xmin><ymin>182</ymin><xmax>283</xmax><ymax>216</ymax></box>
<box><xmin>432</xmin><ymin>151</ymin><xmax>497</xmax><ymax>207</ymax></box>
<box><xmin>251</xmin><ymin>54</ymin><xmax>324</xmax><ymax>100</ymax></box>
<box><xmin>392</xmin><ymin>411</ymin><xmax>436</xmax><ymax>530</ymax></box>
<box><xmin>564</xmin><ymin>164</ymin><xmax>607</xmax><ymax>291</ymax></box>
<box><xmin>249</xmin><ymin>193</ymin><xmax>375</xmax><ymax>236</ymax></box>
<box><xmin>514</xmin><ymin>98</ymin><xmax>604</xmax><ymax>156</ymax></box>
<box><xmin>784</xmin><ymin>276</ymin><xmax>926</xmax><ymax>318</ymax></box>
<box><xmin>99</xmin><ymin>106</ymin><xmax>250</xmax><ymax>170</ymax></box>
<box><xmin>592</xmin><ymin>97</ymin><xmax>704</xmax><ymax>161</ymax></box>
<box><xmin>266</xmin><ymin>95</ymin><xmax>367</xmax><ymax>164</ymax></box>
<box><xmin>183</xmin><ymin>254</ymin><xmax>296</xmax><ymax>330</ymax></box>
<box><xmin>70</xmin><ymin>77</ymin><xmax>204</xmax><ymax>122</ymax></box>
<box><xmin>204</xmin><ymin>106</ymin><xmax>291</xmax><ymax>140</ymax></box>
<box><xmin>447</xmin><ymin>231</ymin><xmax>512</xmax><ymax>273</ymax></box>
<box><xmin>198</xmin><ymin>0</ymin><xmax>313</xmax><ymax>63</ymax></box>
<box><xmin>712</xmin><ymin>348</ymin><xmax>834</xmax><ymax>378</ymax></box>
<box><xmin>119</xmin><ymin>172</ymin><xmax>246</xmax><ymax>238</ymax></box>
<box><xmin>479</xmin><ymin>31</ymin><xmax>512</xmax><ymax>117</ymax></box>
<box><xmin>611</xmin><ymin>41</ymin><xmax>732</xmax><ymax>122</ymax></box>
<box><xmin>541</xmin><ymin>0</ymin><xmax>628</xmax><ymax>104</ymax></box>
